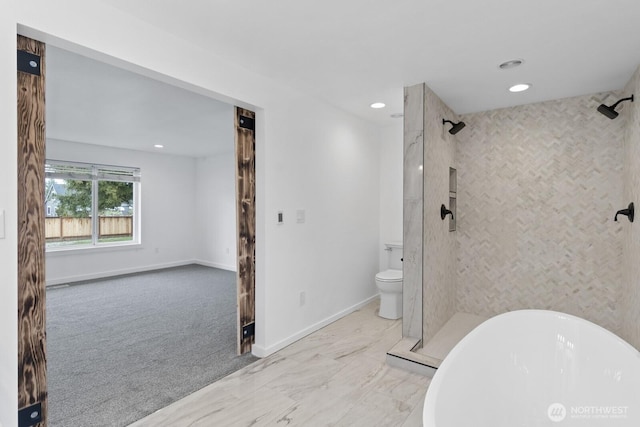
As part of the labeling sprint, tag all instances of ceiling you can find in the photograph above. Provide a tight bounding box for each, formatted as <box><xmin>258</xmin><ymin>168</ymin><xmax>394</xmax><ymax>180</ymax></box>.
<box><xmin>49</xmin><ymin>0</ymin><xmax>640</xmax><ymax>155</ymax></box>
<box><xmin>95</xmin><ymin>0</ymin><xmax>640</xmax><ymax>125</ymax></box>
<box><xmin>46</xmin><ymin>46</ymin><xmax>234</xmax><ymax>158</ymax></box>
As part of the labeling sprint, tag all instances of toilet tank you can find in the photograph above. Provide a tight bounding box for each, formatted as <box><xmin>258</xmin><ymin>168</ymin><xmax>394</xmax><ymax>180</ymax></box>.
<box><xmin>385</xmin><ymin>242</ymin><xmax>403</xmax><ymax>270</ymax></box>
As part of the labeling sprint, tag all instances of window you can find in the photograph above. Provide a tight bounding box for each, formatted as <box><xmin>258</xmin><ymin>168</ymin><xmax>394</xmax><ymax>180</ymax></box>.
<box><xmin>45</xmin><ymin>160</ymin><xmax>141</xmax><ymax>250</ymax></box>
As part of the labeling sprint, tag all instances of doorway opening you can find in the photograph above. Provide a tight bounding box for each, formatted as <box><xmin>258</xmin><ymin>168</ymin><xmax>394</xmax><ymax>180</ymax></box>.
<box><xmin>18</xmin><ymin>35</ymin><xmax>257</xmax><ymax>426</ymax></box>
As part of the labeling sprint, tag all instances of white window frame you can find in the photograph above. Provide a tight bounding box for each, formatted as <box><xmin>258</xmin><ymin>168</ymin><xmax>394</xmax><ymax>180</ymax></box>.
<box><xmin>45</xmin><ymin>159</ymin><xmax>141</xmax><ymax>252</ymax></box>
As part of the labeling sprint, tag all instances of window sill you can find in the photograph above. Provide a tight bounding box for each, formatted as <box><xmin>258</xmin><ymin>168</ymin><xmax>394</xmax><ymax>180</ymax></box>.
<box><xmin>45</xmin><ymin>242</ymin><xmax>143</xmax><ymax>256</ymax></box>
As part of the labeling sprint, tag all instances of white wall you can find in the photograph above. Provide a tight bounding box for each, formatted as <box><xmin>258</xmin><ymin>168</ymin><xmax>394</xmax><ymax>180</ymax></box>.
<box><xmin>260</xmin><ymin>94</ymin><xmax>381</xmax><ymax>351</ymax></box>
<box><xmin>45</xmin><ymin>139</ymin><xmax>199</xmax><ymax>284</ymax></box>
<box><xmin>195</xmin><ymin>150</ymin><xmax>237</xmax><ymax>271</ymax></box>
<box><xmin>378</xmin><ymin>122</ymin><xmax>403</xmax><ymax>269</ymax></box>
<box><xmin>0</xmin><ymin>3</ymin><xmax>18</xmax><ymax>426</ymax></box>
<box><xmin>2</xmin><ymin>2</ymin><xmax>382</xmax><ymax>425</ymax></box>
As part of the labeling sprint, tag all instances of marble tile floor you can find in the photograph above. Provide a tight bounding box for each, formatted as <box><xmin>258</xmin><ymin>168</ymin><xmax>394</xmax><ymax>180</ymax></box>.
<box><xmin>129</xmin><ymin>300</ymin><xmax>430</xmax><ymax>427</ymax></box>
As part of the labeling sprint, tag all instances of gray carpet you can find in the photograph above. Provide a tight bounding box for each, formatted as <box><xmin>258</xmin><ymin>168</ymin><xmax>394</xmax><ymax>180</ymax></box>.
<box><xmin>46</xmin><ymin>264</ymin><xmax>258</xmax><ymax>427</ymax></box>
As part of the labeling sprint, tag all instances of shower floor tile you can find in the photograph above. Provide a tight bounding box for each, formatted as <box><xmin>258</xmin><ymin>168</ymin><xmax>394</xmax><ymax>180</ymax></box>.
<box><xmin>416</xmin><ymin>312</ymin><xmax>487</xmax><ymax>364</ymax></box>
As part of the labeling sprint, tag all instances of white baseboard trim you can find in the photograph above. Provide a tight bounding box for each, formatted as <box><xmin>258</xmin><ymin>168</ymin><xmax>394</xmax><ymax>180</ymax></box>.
<box><xmin>45</xmin><ymin>260</ymin><xmax>196</xmax><ymax>286</ymax></box>
<box><xmin>251</xmin><ymin>293</ymin><xmax>379</xmax><ymax>358</ymax></box>
<box><xmin>194</xmin><ymin>259</ymin><xmax>237</xmax><ymax>272</ymax></box>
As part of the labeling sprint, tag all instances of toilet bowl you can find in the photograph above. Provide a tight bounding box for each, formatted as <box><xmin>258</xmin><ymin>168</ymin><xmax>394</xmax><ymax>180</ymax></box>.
<box><xmin>376</xmin><ymin>242</ymin><xmax>403</xmax><ymax>319</ymax></box>
<box><xmin>375</xmin><ymin>269</ymin><xmax>403</xmax><ymax>319</ymax></box>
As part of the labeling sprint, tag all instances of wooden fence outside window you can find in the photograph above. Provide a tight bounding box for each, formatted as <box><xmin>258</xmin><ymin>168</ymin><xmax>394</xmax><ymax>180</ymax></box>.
<box><xmin>45</xmin><ymin>216</ymin><xmax>133</xmax><ymax>240</ymax></box>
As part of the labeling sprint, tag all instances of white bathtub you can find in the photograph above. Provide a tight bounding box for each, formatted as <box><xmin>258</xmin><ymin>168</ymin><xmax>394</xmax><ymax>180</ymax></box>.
<box><xmin>423</xmin><ymin>310</ymin><xmax>640</xmax><ymax>426</ymax></box>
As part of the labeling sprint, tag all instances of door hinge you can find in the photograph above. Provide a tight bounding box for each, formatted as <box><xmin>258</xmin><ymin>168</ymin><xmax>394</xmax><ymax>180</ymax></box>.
<box><xmin>18</xmin><ymin>402</ymin><xmax>42</xmax><ymax>427</ymax></box>
<box><xmin>242</xmin><ymin>322</ymin><xmax>255</xmax><ymax>340</ymax></box>
<box><xmin>239</xmin><ymin>115</ymin><xmax>255</xmax><ymax>131</ymax></box>
<box><xmin>17</xmin><ymin>50</ymin><xmax>41</xmax><ymax>76</ymax></box>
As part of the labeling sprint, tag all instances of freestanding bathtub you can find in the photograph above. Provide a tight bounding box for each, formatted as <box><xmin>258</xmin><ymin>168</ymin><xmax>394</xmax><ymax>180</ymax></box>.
<box><xmin>423</xmin><ymin>310</ymin><xmax>640</xmax><ymax>426</ymax></box>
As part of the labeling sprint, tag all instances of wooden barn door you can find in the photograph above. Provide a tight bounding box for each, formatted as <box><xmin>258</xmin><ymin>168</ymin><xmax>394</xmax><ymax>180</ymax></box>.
<box><xmin>235</xmin><ymin>107</ymin><xmax>256</xmax><ymax>355</ymax></box>
<box><xmin>17</xmin><ymin>35</ymin><xmax>47</xmax><ymax>426</ymax></box>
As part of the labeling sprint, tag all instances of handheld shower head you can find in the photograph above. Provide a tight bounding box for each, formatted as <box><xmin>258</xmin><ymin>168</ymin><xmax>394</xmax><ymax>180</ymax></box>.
<box><xmin>442</xmin><ymin>119</ymin><xmax>466</xmax><ymax>135</ymax></box>
<box><xmin>597</xmin><ymin>95</ymin><xmax>634</xmax><ymax>119</ymax></box>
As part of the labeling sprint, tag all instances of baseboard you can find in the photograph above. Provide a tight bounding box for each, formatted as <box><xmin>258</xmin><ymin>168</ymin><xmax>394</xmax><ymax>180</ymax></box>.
<box><xmin>45</xmin><ymin>260</ymin><xmax>196</xmax><ymax>286</ymax></box>
<box><xmin>251</xmin><ymin>293</ymin><xmax>379</xmax><ymax>358</ymax></box>
<box><xmin>194</xmin><ymin>259</ymin><xmax>237</xmax><ymax>272</ymax></box>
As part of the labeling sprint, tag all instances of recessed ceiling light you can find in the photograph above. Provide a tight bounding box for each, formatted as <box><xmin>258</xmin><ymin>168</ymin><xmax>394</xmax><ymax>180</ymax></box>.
<box><xmin>499</xmin><ymin>59</ymin><xmax>524</xmax><ymax>70</ymax></box>
<box><xmin>509</xmin><ymin>83</ymin><xmax>531</xmax><ymax>93</ymax></box>
<box><xmin>154</xmin><ymin>144</ymin><xmax>164</xmax><ymax>148</ymax></box>
<box><xmin>370</xmin><ymin>102</ymin><xmax>386</xmax><ymax>109</ymax></box>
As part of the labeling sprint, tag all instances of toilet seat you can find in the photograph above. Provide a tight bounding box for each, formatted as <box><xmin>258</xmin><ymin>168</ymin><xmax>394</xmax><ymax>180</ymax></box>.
<box><xmin>375</xmin><ymin>269</ymin><xmax>402</xmax><ymax>282</ymax></box>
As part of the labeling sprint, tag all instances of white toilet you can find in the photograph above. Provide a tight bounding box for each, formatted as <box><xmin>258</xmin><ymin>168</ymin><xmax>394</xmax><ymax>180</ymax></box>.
<box><xmin>375</xmin><ymin>242</ymin><xmax>403</xmax><ymax>319</ymax></box>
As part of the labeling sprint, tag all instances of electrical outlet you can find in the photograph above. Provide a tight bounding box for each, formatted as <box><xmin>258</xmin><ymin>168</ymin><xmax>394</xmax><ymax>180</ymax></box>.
<box><xmin>299</xmin><ymin>291</ymin><xmax>306</xmax><ymax>306</ymax></box>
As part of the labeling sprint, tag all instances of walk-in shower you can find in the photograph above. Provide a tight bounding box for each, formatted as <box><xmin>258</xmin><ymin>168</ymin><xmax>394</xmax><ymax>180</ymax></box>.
<box><xmin>393</xmin><ymin>80</ymin><xmax>639</xmax><ymax>378</ymax></box>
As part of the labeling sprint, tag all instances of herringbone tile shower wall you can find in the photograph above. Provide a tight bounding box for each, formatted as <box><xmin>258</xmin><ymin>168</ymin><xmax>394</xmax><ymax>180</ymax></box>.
<box><xmin>455</xmin><ymin>93</ymin><xmax>625</xmax><ymax>334</ymax></box>
<box><xmin>622</xmin><ymin>66</ymin><xmax>640</xmax><ymax>348</ymax></box>
<box><xmin>422</xmin><ymin>85</ymin><xmax>458</xmax><ymax>343</ymax></box>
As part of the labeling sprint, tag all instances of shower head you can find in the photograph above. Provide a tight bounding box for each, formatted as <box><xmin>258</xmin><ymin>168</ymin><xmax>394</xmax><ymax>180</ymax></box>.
<box><xmin>442</xmin><ymin>119</ymin><xmax>466</xmax><ymax>135</ymax></box>
<box><xmin>597</xmin><ymin>94</ymin><xmax>634</xmax><ymax>119</ymax></box>
<box><xmin>597</xmin><ymin>104</ymin><xmax>620</xmax><ymax>119</ymax></box>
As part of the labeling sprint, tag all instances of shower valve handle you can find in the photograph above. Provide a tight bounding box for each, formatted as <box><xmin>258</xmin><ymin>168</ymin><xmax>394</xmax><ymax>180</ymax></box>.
<box><xmin>440</xmin><ymin>204</ymin><xmax>454</xmax><ymax>220</ymax></box>
<box><xmin>614</xmin><ymin>202</ymin><xmax>634</xmax><ymax>223</ymax></box>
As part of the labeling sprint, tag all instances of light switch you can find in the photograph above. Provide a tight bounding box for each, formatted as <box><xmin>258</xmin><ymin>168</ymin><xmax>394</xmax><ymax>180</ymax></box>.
<box><xmin>0</xmin><ymin>209</ymin><xmax>4</xmax><ymax>239</ymax></box>
<box><xmin>296</xmin><ymin>209</ymin><xmax>305</xmax><ymax>224</ymax></box>
<box><xmin>277</xmin><ymin>210</ymin><xmax>284</xmax><ymax>225</ymax></box>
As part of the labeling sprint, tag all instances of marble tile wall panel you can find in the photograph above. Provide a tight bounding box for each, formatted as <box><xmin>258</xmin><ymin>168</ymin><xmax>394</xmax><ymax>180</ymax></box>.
<box><xmin>621</xmin><ymin>65</ymin><xmax>640</xmax><ymax>349</ymax></box>
<box><xmin>422</xmin><ymin>85</ymin><xmax>458</xmax><ymax>342</ymax></box>
<box><xmin>403</xmin><ymin>84</ymin><xmax>424</xmax><ymax>339</ymax></box>
<box><xmin>455</xmin><ymin>93</ymin><xmax>624</xmax><ymax>334</ymax></box>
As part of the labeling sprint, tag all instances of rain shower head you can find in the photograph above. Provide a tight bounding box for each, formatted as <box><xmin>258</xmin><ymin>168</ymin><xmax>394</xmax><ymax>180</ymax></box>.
<box><xmin>597</xmin><ymin>104</ymin><xmax>620</xmax><ymax>119</ymax></box>
<box><xmin>443</xmin><ymin>119</ymin><xmax>466</xmax><ymax>135</ymax></box>
<box><xmin>597</xmin><ymin>94</ymin><xmax>634</xmax><ymax>119</ymax></box>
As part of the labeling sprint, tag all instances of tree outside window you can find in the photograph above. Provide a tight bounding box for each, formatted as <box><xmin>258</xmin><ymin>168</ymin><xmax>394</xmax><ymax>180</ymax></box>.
<box><xmin>45</xmin><ymin>161</ymin><xmax>140</xmax><ymax>249</ymax></box>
